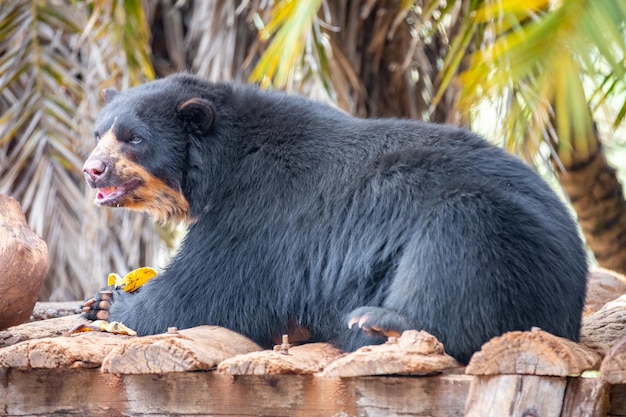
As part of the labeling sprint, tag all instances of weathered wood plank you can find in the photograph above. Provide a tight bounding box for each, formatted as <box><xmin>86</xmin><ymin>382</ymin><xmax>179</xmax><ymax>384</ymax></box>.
<box><xmin>583</xmin><ymin>295</ymin><xmax>626</xmax><ymax>358</ymax></box>
<box><xmin>584</xmin><ymin>267</ymin><xmax>626</xmax><ymax>318</ymax></box>
<box><xmin>467</xmin><ymin>329</ymin><xmax>600</xmax><ymax>376</ymax></box>
<box><xmin>0</xmin><ymin>313</ymin><xmax>85</xmax><ymax>349</ymax></box>
<box><xmin>320</xmin><ymin>330</ymin><xmax>461</xmax><ymax>377</ymax></box>
<box><xmin>351</xmin><ymin>374</ymin><xmax>469</xmax><ymax>417</ymax></box>
<box><xmin>0</xmin><ymin>368</ymin><xmax>473</xmax><ymax>416</ymax></box>
<box><xmin>0</xmin><ymin>331</ymin><xmax>131</xmax><ymax>369</ymax></box>
<box><xmin>609</xmin><ymin>384</ymin><xmax>626</xmax><ymax>417</ymax></box>
<box><xmin>465</xmin><ymin>375</ymin><xmax>567</xmax><ymax>417</ymax></box>
<box><xmin>601</xmin><ymin>335</ymin><xmax>626</xmax><ymax>385</ymax></box>
<box><xmin>102</xmin><ymin>326</ymin><xmax>262</xmax><ymax>374</ymax></box>
<box><xmin>561</xmin><ymin>376</ymin><xmax>610</xmax><ymax>417</ymax></box>
<box><xmin>29</xmin><ymin>301</ymin><xmax>82</xmax><ymax>321</ymax></box>
<box><xmin>218</xmin><ymin>342</ymin><xmax>342</xmax><ymax>375</ymax></box>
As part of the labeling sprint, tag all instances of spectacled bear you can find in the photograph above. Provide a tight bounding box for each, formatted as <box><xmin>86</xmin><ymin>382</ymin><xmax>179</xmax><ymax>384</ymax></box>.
<box><xmin>82</xmin><ymin>73</ymin><xmax>587</xmax><ymax>364</ymax></box>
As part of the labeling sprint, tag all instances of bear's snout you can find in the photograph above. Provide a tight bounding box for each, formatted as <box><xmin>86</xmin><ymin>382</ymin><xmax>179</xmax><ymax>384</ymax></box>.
<box><xmin>83</xmin><ymin>158</ymin><xmax>108</xmax><ymax>185</ymax></box>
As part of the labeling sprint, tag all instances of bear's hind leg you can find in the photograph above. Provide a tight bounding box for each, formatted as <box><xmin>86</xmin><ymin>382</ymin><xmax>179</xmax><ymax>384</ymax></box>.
<box><xmin>376</xmin><ymin>180</ymin><xmax>586</xmax><ymax>364</ymax></box>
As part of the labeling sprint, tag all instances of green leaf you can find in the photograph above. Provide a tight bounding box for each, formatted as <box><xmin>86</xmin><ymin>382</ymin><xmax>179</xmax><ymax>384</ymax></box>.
<box><xmin>250</xmin><ymin>0</ymin><xmax>323</xmax><ymax>88</ymax></box>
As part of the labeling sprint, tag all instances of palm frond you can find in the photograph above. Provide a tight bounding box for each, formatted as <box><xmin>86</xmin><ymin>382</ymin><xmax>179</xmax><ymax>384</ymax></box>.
<box><xmin>184</xmin><ymin>0</ymin><xmax>250</xmax><ymax>81</ymax></box>
<box><xmin>0</xmin><ymin>0</ymin><xmax>163</xmax><ymax>301</ymax></box>
<box><xmin>244</xmin><ymin>0</ymin><xmax>471</xmax><ymax>123</ymax></box>
<box><xmin>90</xmin><ymin>0</ymin><xmax>155</xmax><ymax>84</ymax></box>
<box><xmin>440</xmin><ymin>0</ymin><xmax>626</xmax><ymax>163</ymax></box>
<box><xmin>0</xmin><ymin>0</ymin><xmax>88</xmax><ymax>300</ymax></box>
<box><xmin>249</xmin><ymin>0</ymin><xmax>323</xmax><ymax>88</ymax></box>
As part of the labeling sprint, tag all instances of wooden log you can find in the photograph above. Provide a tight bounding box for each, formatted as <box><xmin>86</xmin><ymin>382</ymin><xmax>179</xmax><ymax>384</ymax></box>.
<box><xmin>348</xmin><ymin>374</ymin><xmax>470</xmax><ymax>417</ymax></box>
<box><xmin>581</xmin><ymin>294</ymin><xmax>626</xmax><ymax>357</ymax></box>
<box><xmin>465</xmin><ymin>375</ymin><xmax>567</xmax><ymax>417</ymax></box>
<box><xmin>0</xmin><ymin>194</ymin><xmax>49</xmax><ymax>330</ymax></box>
<box><xmin>0</xmin><ymin>314</ymin><xmax>87</xmax><ymax>348</ymax></box>
<box><xmin>599</xmin><ymin>334</ymin><xmax>626</xmax><ymax>384</ymax></box>
<box><xmin>0</xmin><ymin>331</ymin><xmax>131</xmax><ymax>369</ymax></box>
<box><xmin>320</xmin><ymin>330</ymin><xmax>461</xmax><ymax>377</ymax></box>
<box><xmin>609</xmin><ymin>384</ymin><xmax>626</xmax><ymax>416</ymax></box>
<box><xmin>29</xmin><ymin>301</ymin><xmax>82</xmax><ymax>321</ymax></box>
<box><xmin>0</xmin><ymin>368</ymin><xmax>473</xmax><ymax>416</ymax></box>
<box><xmin>584</xmin><ymin>267</ymin><xmax>626</xmax><ymax>318</ymax></box>
<box><xmin>101</xmin><ymin>325</ymin><xmax>262</xmax><ymax>374</ymax></box>
<box><xmin>218</xmin><ymin>342</ymin><xmax>342</xmax><ymax>375</ymax></box>
<box><xmin>466</xmin><ymin>328</ymin><xmax>600</xmax><ymax>376</ymax></box>
<box><xmin>561</xmin><ymin>376</ymin><xmax>609</xmax><ymax>417</ymax></box>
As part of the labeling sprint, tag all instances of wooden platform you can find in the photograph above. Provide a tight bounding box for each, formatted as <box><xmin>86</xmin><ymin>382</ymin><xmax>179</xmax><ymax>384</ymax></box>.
<box><xmin>4</xmin><ymin>362</ymin><xmax>626</xmax><ymax>416</ymax></box>
<box><xmin>0</xmin><ymin>369</ymin><xmax>471</xmax><ymax>416</ymax></box>
<box><xmin>3</xmin><ymin>288</ymin><xmax>626</xmax><ymax>416</ymax></box>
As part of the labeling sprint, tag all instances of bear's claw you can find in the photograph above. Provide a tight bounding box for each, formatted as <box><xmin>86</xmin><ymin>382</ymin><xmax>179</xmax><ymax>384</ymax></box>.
<box><xmin>348</xmin><ymin>306</ymin><xmax>413</xmax><ymax>339</ymax></box>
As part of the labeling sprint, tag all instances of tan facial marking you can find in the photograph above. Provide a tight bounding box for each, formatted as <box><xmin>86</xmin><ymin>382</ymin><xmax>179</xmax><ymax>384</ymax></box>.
<box><xmin>87</xmin><ymin>128</ymin><xmax>190</xmax><ymax>224</ymax></box>
<box><xmin>123</xmin><ymin>165</ymin><xmax>190</xmax><ymax>224</ymax></box>
<box><xmin>92</xmin><ymin>128</ymin><xmax>121</xmax><ymax>163</ymax></box>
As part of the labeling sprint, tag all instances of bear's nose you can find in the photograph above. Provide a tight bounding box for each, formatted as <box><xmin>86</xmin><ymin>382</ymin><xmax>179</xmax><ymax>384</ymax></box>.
<box><xmin>83</xmin><ymin>159</ymin><xmax>108</xmax><ymax>183</ymax></box>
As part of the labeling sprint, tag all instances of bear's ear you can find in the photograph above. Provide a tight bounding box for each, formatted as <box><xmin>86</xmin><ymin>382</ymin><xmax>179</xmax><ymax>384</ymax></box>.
<box><xmin>177</xmin><ymin>98</ymin><xmax>215</xmax><ymax>135</ymax></box>
<box><xmin>101</xmin><ymin>88</ymin><xmax>119</xmax><ymax>103</ymax></box>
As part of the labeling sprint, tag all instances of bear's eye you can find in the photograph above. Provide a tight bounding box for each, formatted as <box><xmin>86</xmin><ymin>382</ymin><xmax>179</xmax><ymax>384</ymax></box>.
<box><xmin>129</xmin><ymin>135</ymin><xmax>143</xmax><ymax>145</ymax></box>
<box><xmin>94</xmin><ymin>133</ymin><xmax>100</xmax><ymax>144</ymax></box>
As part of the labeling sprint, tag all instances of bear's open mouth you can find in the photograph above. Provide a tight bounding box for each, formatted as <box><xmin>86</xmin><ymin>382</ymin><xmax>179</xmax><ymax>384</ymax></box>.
<box><xmin>95</xmin><ymin>179</ymin><xmax>141</xmax><ymax>207</ymax></box>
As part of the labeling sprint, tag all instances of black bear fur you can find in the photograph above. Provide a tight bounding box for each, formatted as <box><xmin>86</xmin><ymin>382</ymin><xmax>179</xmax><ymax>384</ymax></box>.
<box><xmin>83</xmin><ymin>74</ymin><xmax>588</xmax><ymax>364</ymax></box>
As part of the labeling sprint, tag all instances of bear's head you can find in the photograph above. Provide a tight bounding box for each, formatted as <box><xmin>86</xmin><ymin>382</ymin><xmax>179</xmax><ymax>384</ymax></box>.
<box><xmin>82</xmin><ymin>77</ymin><xmax>216</xmax><ymax>224</ymax></box>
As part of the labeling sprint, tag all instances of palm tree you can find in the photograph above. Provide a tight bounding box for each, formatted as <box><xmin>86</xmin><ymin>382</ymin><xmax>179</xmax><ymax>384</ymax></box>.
<box><xmin>0</xmin><ymin>0</ymin><xmax>163</xmax><ymax>300</ymax></box>
<box><xmin>436</xmin><ymin>0</ymin><xmax>626</xmax><ymax>271</ymax></box>
<box><xmin>146</xmin><ymin>0</ymin><xmax>469</xmax><ymax>123</ymax></box>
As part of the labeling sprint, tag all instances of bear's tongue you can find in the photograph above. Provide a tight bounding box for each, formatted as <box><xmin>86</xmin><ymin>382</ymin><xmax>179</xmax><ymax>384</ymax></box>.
<box><xmin>97</xmin><ymin>186</ymin><xmax>117</xmax><ymax>200</ymax></box>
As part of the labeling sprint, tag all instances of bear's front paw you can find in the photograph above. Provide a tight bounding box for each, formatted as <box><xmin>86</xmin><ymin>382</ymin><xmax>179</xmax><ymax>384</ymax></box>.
<box><xmin>81</xmin><ymin>289</ymin><xmax>114</xmax><ymax>321</ymax></box>
<box><xmin>347</xmin><ymin>306</ymin><xmax>414</xmax><ymax>338</ymax></box>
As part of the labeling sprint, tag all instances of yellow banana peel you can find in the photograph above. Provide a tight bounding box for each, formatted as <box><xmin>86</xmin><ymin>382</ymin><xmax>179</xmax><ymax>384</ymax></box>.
<box><xmin>107</xmin><ymin>267</ymin><xmax>158</xmax><ymax>292</ymax></box>
<box><xmin>70</xmin><ymin>320</ymin><xmax>137</xmax><ymax>336</ymax></box>
<box><xmin>107</xmin><ymin>272</ymin><xmax>123</xmax><ymax>287</ymax></box>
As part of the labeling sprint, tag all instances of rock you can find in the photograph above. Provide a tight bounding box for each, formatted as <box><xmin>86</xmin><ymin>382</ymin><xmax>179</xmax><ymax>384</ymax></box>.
<box><xmin>0</xmin><ymin>194</ymin><xmax>49</xmax><ymax>330</ymax></box>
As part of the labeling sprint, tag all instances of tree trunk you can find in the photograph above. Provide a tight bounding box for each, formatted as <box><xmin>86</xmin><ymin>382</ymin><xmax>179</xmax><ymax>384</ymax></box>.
<box><xmin>325</xmin><ymin>0</ymin><xmax>470</xmax><ymax>125</ymax></box>
<box><xmin>558</xmin><ymin>134</ymin><xmax>626</xmax><ymax>273</ymax></box>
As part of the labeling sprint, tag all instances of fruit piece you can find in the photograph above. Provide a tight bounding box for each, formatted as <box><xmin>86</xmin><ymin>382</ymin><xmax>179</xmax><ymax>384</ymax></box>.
<box><xmin>69</xmin><ymin>320</ymin><xmax>137</xmax><ymax>336</ymax></box>
<box><xmin>120</xmin><ymin>267</ymin><xmax>158</xmax><ymax>292</ymax></box>
<box><xmin>106</xmin><ymin>267</ymin><xmax>158</xmax><ymax>292</ymax></box>
<box><xmin>107</xmin><ymin>273</ymin><xmax>123</xmax><ymax>287</ymax></box>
